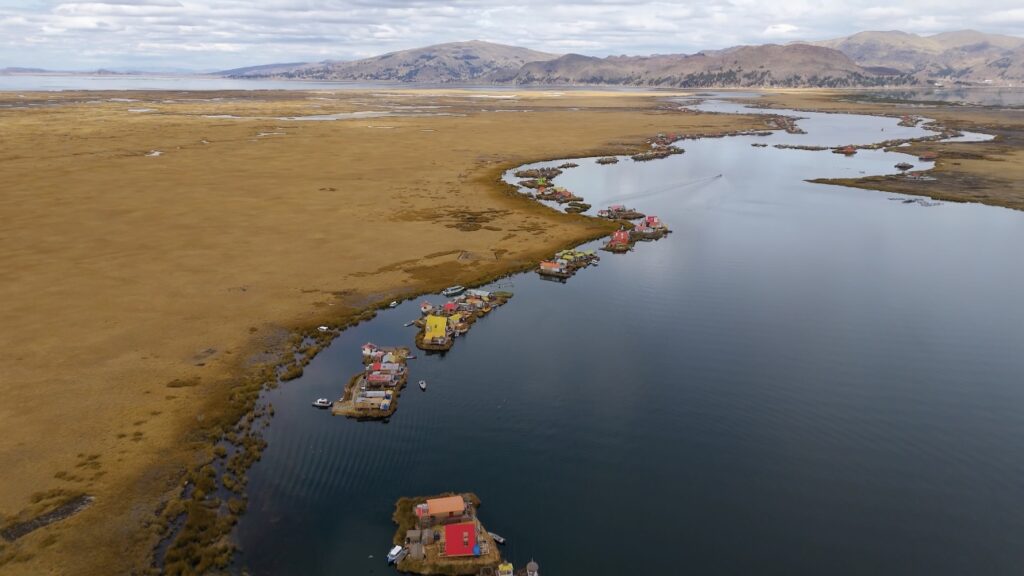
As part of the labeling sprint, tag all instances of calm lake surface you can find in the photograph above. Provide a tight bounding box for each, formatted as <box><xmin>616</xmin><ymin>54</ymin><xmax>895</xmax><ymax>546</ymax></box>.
<box><xmin>855</xmin><ymin>87</ymin><xmax>1024</xmax><ymax>108</ymax></box>
<box><xmin>234</xmin><ymin>98</ymin><xmax>1024</xmax><ymax>575</ymax></box>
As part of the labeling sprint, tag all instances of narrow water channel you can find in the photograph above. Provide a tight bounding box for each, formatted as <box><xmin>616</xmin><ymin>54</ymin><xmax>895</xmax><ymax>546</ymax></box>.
<box><xmin>235</xmin><ymin>97</ymin><xmax>1024</xmax><ymax>576</ymax></box>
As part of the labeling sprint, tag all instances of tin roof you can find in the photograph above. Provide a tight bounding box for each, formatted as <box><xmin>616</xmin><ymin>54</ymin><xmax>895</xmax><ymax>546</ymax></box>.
<box><xmin>426</xmin><ymin>495</ymin><xmax>465</xmax><ymax>516</ymax></box>
<box><xmin>443</xmin><ymin>522</ymin><xmax>477</xmax><ymax>557</ymax></box>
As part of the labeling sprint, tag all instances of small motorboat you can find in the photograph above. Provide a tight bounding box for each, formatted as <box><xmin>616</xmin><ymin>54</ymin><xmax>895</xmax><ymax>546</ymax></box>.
<box><xmin>389</xmin><ymin>301</ymin><xmax>399</xmax><ymax>308</ymax></box>
<box><xmin>317</xmin><ymin>325</ymin><xmax>329</xmax><ymax>332</ymax></box>
<box><xmin>386</xmin><ymin>545</ymin><xmax>407</xmax><ymax>565</ymax></box>
<box><xmin>312</xmin><ymin>398</ymin><xmax>331</xmax><ymax>409</ymax></box>
<box><xmin>441</xmin><ymin>285</ymin><xmax>465</xmax><ymax>297</ymax></box>
<box><xmin>419</xmin><ymin>380</ymin><xmax>427</xmax><ymax>391</ymax></box>
<box><xmin>488</xmin><ymin>532</ymin><xmax>506</xmax><ymax>545</ymax></box>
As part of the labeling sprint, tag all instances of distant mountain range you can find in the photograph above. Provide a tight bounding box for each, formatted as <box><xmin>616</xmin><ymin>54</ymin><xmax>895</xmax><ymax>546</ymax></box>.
<box><xmin>220</xmin><ymin>40</ymin><xmax>911</xmax><ymax>88</ymax></box>
<box><xmin>501</xmin><ymin>44</ymin><xmax>903</xmax><ymax>87</ymax></box>
<box><xmin>220</xmin><ymin>41</ymin><xmax>559</xmax><ymax>83</ymax></box>
<box><xmin>219</xmin><ymin>32</ymin><xmax>1024</xmax><ymax>88</ymax></box>
<box><xmin>8</xmin><ymin>31</ymin><xmax>1023</xmax><ymax>88</ymax></box>
<box><xmin>811</xmin><ymin>30</ymin><xmax>1024</xmax><ymax>84</ymax></box>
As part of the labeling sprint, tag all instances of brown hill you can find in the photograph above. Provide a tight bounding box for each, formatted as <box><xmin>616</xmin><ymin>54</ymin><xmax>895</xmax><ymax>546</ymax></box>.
<box><xmin>811</xmin><ymin>30</ymin><xmax>1024</xmax><ymax>83</ymax></box>
<box><xmin>505</xmin><ymin>44</ymin><xmax>912</xmax><ymax>88</ymax></box>
<box><xmin>224</xmin><ymin>40</ymin><xmax>559</xmax><ymax>83</ymax></box>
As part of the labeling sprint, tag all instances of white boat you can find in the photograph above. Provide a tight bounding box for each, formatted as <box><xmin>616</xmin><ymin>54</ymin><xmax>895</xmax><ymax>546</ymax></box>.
<box><xmin>441</xmin><ymin>285</ymin><xmax>465</xmax><ymax>297</ymax></box>
<box><xmin>389</xmin><ymin>301</ymin><xmax>399</xmax><ymax>308</ymax></box>
<box><xmin>312</xmin><ymin>398</ymin><xmax>331</xmax><ymax>408</ymax></box>
<box><xmin>386</xmin><ymin>545</ymin><xmax>407</xmax><ymax>564</ymax></box>
<box><xmin>488</xmin><ymin>531</ymin><xmax>506</xmax><ymax>544</ymax></box>
<box><xmin>419</xmin><ymin>380</ymin><xmax>427</xmax><ymax>391</ymax></box>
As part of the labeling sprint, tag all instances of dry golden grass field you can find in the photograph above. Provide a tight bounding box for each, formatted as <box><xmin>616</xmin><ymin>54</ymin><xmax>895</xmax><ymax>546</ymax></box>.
<box><xmin>0</xmin><ymin>89</ymin><xmax>767</xmax><ymax>574</ymax></box>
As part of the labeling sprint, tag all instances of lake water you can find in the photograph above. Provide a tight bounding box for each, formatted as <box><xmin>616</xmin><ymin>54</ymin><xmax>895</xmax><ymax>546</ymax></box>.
<box><xmin>855</xmin><ymin>87</ymin><xmax>1024</xmax><ymax>108</ymax></box>
<box><xmin>233</xmin><ymin>99</ymin><xmax>1024</xmax><ymax>575</ymax></box>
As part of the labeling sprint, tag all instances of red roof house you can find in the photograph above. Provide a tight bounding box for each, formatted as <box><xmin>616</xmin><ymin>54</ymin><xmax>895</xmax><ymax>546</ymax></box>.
<box><xmin>611</xmin><ymin>230</ymin><xmax>631</xmax><ymax>245</ymax></box>
<box><xmin>443</xmin><ymin>522</ymin><xmax>477</xmax><ymax>557</ymax></box>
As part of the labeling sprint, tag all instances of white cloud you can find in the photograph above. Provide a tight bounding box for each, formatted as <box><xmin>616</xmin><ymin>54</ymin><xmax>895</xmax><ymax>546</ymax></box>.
<box><xmin>0</xmin><ymin>0</ymin><xmax>1021</xmax><ymax>70</ymax></box>
<box><xmin>763</xmin><ymin>23</ymin><xmax>801</xmax><ymax>39</ymax></box>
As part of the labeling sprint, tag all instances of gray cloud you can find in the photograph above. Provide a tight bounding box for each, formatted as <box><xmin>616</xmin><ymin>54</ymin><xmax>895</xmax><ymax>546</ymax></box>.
<box><xmin>0</xmin><ymin>0</ymin><xmax>1022</xmax><ymax>70</ymax></box>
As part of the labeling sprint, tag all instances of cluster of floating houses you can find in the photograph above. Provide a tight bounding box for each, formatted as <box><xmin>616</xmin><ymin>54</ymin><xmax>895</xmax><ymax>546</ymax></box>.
<box><xmin>415</xmin><ymin>288</ymin><xmax>512</xmax><ymax>352</ymax></box>
<box><xmin>388</xmin><ymin>493</ymin><xmax>539</xmax><ymax>576</ymax></box>
<box><xmin>537</xmin><ymin>248</ymin><xmax>600</xmax><ymax>280</ymax></box>
<box><xmin>311</xmin><ymin>288</ymin><xmax>510</xmax><ymax>421</ymax></box>
<box><xmin>631</xmin><ymin>133</ymin><xmax>685</xmax><ymax>161</ymax></box>
<box><xmin>327</xmin><ymin>344</ymin><xmax>412</xmax><ymax>419</ymax></box>
<box><xmin>602</xmin><ymin>214</ymin><xmax>671</xmax><ymax>253</ymax></box>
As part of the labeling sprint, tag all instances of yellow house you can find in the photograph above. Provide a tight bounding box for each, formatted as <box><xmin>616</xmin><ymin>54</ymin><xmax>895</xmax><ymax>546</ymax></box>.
<box><xmin>424</xmin><ymin>315</ymin><xmax>448</xmax><ymax>342</ymax></box>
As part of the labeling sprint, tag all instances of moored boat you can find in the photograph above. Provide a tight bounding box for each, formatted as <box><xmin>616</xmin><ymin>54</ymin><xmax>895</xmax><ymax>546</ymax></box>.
<box><xmin>441</xmin><ymin>285</ymin><xmax>465</xmax><ymax>297</ymax></box>
<box><xmin>312</xmin><ymin>398</ymin><xmax>331</xmax><ymax>408</ymax></box>
<box><xmin>386</xmin><ymin>545</ymin><xmax>407</xmax><ymax>564</ymax></box>
<box><xmin>488</xmin><ymin>531</ymin><xmax>506</xmax><ymax>544</ymax></box>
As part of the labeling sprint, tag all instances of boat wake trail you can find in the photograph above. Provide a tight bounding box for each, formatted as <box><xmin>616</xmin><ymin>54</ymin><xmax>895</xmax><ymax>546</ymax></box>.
<box><xmin>608</xmin><ymin>173</ymin><xmax>722</xmax><ymax>204</ymax></box>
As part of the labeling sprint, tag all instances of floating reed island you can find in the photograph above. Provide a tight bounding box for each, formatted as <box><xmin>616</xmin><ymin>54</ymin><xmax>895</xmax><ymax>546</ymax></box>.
<box><xmin>764</xmin><ymin>114</ymin><xmax>807</xmax><ymax>134</ymax></box>
<box><xmin>899</xmin><ymin>115</ymin><xmax>922</xmax><ymax>127</ymax></box>
<box><xmin>773</xmin><ymin>144</ymin><xmax>829</xmax><ymax>151</ymax></box>
<box><xmin>563</xmin><ymin>201</ymin><xmax>591</xmax><ymax>214</ymax></box>
<box><xmin>389</xmin><ymin>493</ymin><xmax>507</xmax><ymax>575</ymax></box>
<box><xmin>596</xmin><ymin>204</ymin><xmax>645</xmax><ymax>220</ymax></box>
<box><xmin>631</xmin><ymin>145</ymin><xmax>684</xmax><ymax>162</ymax></box>
<box><xmin>415</xmin><ymin>289</ymin><xmax>511</xmax><ymax>352</ymax></box>
<box><xmin>601</xmin><ymin>229</ymin><xmax>634</xmax><ymax>253</ymax></box>
<box><xmin>513</xmin><ymin>167</ymin><xmax>563</xmax><ymax>180</ymax></box>
<box><xmin>629</xmin><ymin>214</ymin><xmax>671</xmax><ymax>241</ymax></box>
<box><xmin>537</xmin><ymin>248</ymin><xmax>600</xmax><ymax>281</ymax></box>
<box><xmin>331</xmin><ymin>344</ymin><xmax>412</xmax><ymax>420</ymax></box>
<box><xmin>627</xmin><ymin>132</ymin><xmax>687</xmax><ymax>162</ymax></box>
<box><xmin>534</xmin><ymin>185</ymin><xmax>582</xmax><ymax>204</ymax></box>
<box><xmin>516</xmin><ymin>177</ymin><xmax>548</xmax><ymax>189</ymax></box>
<box><xmin>601</xmin><ymin>214</ymin><xmax>671</xmax><ymax>253</ymax></box>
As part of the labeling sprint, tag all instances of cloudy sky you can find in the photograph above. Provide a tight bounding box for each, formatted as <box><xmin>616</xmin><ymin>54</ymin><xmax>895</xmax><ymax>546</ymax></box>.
<box><xmin>2</xmin><ymin>0</ymin><xmax>1023</xmax><ymax>71</ymax></box>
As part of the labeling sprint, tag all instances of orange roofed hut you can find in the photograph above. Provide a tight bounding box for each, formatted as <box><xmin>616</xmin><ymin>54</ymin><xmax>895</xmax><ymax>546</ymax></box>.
<box><xmin>420</xmin><ymin>495</ymin><xmax>467</xmax><ymax>522</ymax></box>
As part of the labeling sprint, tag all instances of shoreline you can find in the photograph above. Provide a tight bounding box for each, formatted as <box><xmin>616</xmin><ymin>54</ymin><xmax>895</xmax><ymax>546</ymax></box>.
<box><xmin>738</xmin><ymin>90</ymin><xmax>1024</xmax><ymax>211</ymax></box>
<box><xmin>0</xmin><ymin>88</ymin><xmax>769</xmax><ymax>574</ymax></box>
